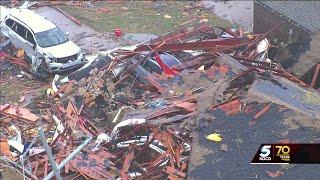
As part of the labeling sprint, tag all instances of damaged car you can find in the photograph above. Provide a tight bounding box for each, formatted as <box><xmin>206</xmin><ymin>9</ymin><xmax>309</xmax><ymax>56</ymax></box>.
<box><xmin>0</xmin><ymin>8</ymin><xmax>85</xmax><ymax>73</ymax></box>
<box><xmin>106</xmin><ymin>45</ymin><xmax>182</xmax><ymax>77</ymax></box>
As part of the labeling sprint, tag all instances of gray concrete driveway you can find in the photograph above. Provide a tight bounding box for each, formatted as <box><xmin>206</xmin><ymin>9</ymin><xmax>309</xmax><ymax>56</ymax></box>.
<box><xmin>203</xmin><ymin>0</ymin><xmax>253</xmax><ymax>31</ymax></box>
<box><xmin>35</xmin><ymin>6</ymin><xmax>124</xmax><ymax>53</ymax></box>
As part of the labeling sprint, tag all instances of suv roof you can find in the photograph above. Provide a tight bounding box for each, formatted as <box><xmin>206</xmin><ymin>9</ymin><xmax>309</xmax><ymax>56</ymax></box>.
<box><xmin>8</xmin><ymin>8</ymin><xmax>56</xmax><ymax>33</ymax></box>
<box><xmin>0</xmin><ymin>6</ymin><xmax>9</xmax><ymax>22</ymax></box>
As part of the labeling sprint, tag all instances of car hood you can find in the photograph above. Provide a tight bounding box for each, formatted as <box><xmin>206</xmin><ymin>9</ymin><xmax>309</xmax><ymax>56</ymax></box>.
<box><xmin>42</xmin><ymin>40</ymin><xmax>80</xmax><ymax>58</ymax></box>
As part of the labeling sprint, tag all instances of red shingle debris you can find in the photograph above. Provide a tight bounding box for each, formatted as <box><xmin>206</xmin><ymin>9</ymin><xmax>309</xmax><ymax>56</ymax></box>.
<box><xmin>250</xmin><ymin>103</ymin><xmax>272</xmax><ymax>126</ymax></box>
<box><xmin>267</xmin><ymin>170</ymin><xmax>284</xmax><ymax>178</ymax></box>
<box><xmin>212</xmin><ymin>98</ymin><xmax>242</xmax><ymax>115</ymax></box>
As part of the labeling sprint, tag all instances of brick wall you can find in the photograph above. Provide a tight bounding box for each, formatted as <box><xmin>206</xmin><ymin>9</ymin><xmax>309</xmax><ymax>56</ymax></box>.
<box><xmin>253</xmin><ymin>2</ymin><xmax>310</xmax><ymax>44</ymax></box>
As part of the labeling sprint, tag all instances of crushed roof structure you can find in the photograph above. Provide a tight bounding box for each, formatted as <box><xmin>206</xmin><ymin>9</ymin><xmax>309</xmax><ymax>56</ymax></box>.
<box><xmin>249</xmin><ymin>77</ymin><xmax>320</xmax><ymax>119</ymax></box>
<box><xmin>188</xmin><ymin>104</ymin><xmax>320</xmax><ymax>179</ymax></box>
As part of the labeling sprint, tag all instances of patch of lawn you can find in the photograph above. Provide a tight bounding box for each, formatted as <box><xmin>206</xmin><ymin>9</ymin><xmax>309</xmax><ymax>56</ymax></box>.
<box><xmin>0</xmin><ymin>73</ymin><xmax>46</xmax><ymax>104</ymax></box>
<box><xmin>0</xmin><ymin>78</ymin><xmax>27</xmax><ymax>103</ymax></box>
<box><xmin>59</xmin><ymin>1</ymin><xmax>231</xmax><ymax>35</ymax></box>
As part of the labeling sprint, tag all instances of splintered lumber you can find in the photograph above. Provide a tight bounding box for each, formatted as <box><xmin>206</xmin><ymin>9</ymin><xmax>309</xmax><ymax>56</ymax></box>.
<box><xmin>0</xmin><ymin>104</ymin><xmax>39</xmax><ymax>122</ymax></box>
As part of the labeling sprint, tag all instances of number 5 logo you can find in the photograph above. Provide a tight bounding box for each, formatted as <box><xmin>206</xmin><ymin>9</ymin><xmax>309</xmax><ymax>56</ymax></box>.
<box><xmin>260</xmin><ymin>145</ymin><xmax>271</xmax><ymax>157</ymax></box>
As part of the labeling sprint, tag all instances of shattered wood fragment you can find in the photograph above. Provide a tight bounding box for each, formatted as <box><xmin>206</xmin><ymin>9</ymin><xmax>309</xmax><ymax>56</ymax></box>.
<box><xmin>0</xmin><ymin>138</ymin><xmax>10</xmax><ymax>156</ymax></box>
<box><xmin>250</xmin><ymin>103</ymin><xmax>272</xmax><ymax>126</ymax></box>
<box><xmin>310</xmin><ymin>64</ymin><xmax>320</xmax><ymax>87</ymax></box>
<box><xmin>149</xmin><ymin>113</ymin><xmax>195</xmax><ymax>125</ymax></box>
<box><xmin>173</xmin><ymin>54</ymin><xmax>216</xmax><ymax>71</ymax></box>
<box><xmin>146</xmin><ymin>107</ymin><xmax>181</xmax><ymax>120</ymax></box>
<box><xmin>173</xmin><ymin>101</ymin><xmax>196</xmax><ymax>112</ymax></box>
<box><xmin>121</xmin><ymin>148</ymin><xmax>135</xmax><ymax>179</ymax></box>
<box><xmin>0</xmin><ymin>51</ymin><xmax>30</xmax><ymax>70</ymax></box>
<box><xmin>225</xmin><ymin>28</ymin><xmax>241</xmax><ymax>38</ymax></box>
<box><xmin>165</xmin><ymin>166</ymin><xmax>186</xmax><ymax>178</ymax></box>
<box><xmin>135</xmin><ymin>36</ymin><xmax>255</xmax><ymax>52</ymax></box>
<box><xmin>253</xmin><ymin>103</ymin><xmax>272</xmax><ymax>121</ymax></box>
<box><xmin>0</xmin><ymin>104</ymin><xmax>39</xmax><ymax>122</ymax></box>
<box><xmin>267</xmin><ymin>170</ymin><xmax>284</xmax><ymax>178</ymax></box>
<box><xmin>145</xmin><ymin>22</ymin><xmax>213</xmax><ymax>45</ymax></box>
<box><xmin>212</xmin><ymin>98</ymin><xmax>242</xmax><ymax>115</ymax></box>
<box><xmin>144</xmin><ymin>75</ymin><xmax>166</xmax><ymax>93</ymax></box>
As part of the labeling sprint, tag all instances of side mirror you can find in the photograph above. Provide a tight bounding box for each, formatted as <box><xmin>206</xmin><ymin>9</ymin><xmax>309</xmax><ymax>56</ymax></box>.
<box><xmin>65</xmin><ymin>32</ymin><xmax>70</xmax><ymax>36</ymax></box>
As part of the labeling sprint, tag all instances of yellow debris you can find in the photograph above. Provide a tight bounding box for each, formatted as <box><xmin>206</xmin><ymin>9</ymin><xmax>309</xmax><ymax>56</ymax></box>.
<box><xmin>206</xmin><ymin>133</ymin><xmax>222</xmax><ymax>142</ymax></box>
<box><xmin>16</xmin><ymin>49</ymin><xmax>25</xmax><ymax>58</ymax></box>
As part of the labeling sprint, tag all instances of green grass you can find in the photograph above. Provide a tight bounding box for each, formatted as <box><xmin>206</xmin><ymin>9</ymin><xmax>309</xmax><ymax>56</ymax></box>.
<box><xmin>0</xmin><ymin>71</ymin><xmax>46</xmax><ymax>104</ymax></box>
<box><xmin>59</xmin><ymin>1</ymin><xmax>231</xmax><ymax>35</ymax></box>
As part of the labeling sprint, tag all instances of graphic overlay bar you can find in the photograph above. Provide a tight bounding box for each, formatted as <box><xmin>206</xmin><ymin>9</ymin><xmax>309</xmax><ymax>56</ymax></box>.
<box><xmin>251</xmin><ymin>144</ymin><xmax>320</xmax><ymax>164</ymax></box>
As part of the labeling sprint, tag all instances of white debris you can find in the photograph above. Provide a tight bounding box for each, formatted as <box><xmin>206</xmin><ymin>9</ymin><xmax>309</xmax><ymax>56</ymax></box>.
<box><xmin>92</xmin><ymin>133</ymin><xmax>111</xmax><ymax>151</ymax></box>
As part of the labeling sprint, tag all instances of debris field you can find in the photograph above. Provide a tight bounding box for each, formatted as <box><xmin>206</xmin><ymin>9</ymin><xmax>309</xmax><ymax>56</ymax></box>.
<box><xmin>1</xmin><ymin>2</ymin><xmax>320</xmax><ymax>180</ymax></box>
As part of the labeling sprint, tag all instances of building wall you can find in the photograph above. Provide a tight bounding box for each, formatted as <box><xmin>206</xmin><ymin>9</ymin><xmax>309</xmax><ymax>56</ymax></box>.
<box><xmin>253</xmin><ymin>1</ymin><xmax>310</xmax><ymax>44</ymax></box>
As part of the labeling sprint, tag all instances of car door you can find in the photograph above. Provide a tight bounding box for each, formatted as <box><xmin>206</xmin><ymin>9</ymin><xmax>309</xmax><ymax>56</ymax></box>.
<box><xmin>12</xmin><ymin>22</ymin><xmax>37</xmax><ymax>58</ymax></box>
<box><xmin>1</xmin><ymin>18</ymin><xmax>18</xmax><ymax>45</ymax></box>
<box><xmin>9</xmin><ymin>20</ymin><xmax>26</xmax><ymax>49</ymax></box>
<box><xmin>24</xmin><ymin>29</ymin><xmax>37</xmax><ymax>58</ymax></box>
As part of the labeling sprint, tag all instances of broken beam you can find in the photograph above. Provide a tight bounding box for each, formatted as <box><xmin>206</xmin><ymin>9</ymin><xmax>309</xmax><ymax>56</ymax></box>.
<box><xmin>44</xmin><ymin>136</ymin><xmax>92</xmax><ymax>180</ymax></box>
<box><xmin>146</xmin><ymin>22</ymin><xmax>212</xmax><ymax>45</ymax></box>
<box><xmin>311</xmin><ymin>64</ymin><xmax>320</xmax><ymax>87</ymax></box>
<box><xmin>120</xmin><ymin>148</ymin><xmax>135</xmax><ymax>179</ymax></box>
<box><xmin>173</xmin><ymin>54</ymin><xmax>217</xmax><ymax>71</ymax></box>
<box><xmin>135</xmin><ymin>37</ymin><xmax>253</xmax><ymax>52</ymax></box>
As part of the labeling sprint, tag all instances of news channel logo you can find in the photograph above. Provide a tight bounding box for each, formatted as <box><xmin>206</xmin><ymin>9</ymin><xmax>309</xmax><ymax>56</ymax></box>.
<box><xmin>259</xmin><ymin>145</ymin><xmax>290</xmax><ymax>161</ymax></box>
<box><xmin>259</xmin><ymin>145</ymin><xmax>272</xmax><ymax>161</ymax></box>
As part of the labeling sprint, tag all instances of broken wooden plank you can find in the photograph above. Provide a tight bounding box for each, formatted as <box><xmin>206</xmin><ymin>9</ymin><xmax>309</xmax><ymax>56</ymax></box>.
<box><xmin>0</xmin><ymin>104</ymin><xmax>39</xmax><ymax>122</ymax></box>
<box><xmin>311</xmin><ymin>64</ymin><xmax>320</xmax><ymax>87</ymax></box>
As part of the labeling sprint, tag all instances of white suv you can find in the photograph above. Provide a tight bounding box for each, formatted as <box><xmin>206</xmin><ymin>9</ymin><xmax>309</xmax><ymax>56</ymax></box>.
<box><xmin>0</xmin><ymin>8</ymin><xmax>84</xmax><ymax>72</ymax></box>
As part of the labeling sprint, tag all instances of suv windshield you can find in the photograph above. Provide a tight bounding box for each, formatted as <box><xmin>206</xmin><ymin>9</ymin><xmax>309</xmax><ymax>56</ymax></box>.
<box><xmin>35</xmin><ymin>28</ymin><xmax>68</xmax><ymax>48</ymax></box>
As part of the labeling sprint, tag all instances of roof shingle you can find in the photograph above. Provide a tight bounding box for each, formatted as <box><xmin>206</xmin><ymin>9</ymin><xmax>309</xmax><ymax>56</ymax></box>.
<box><xmin>257</xmin><ymin>0</ymin><xmax>320</xmax><ymax>33</ymax></box>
